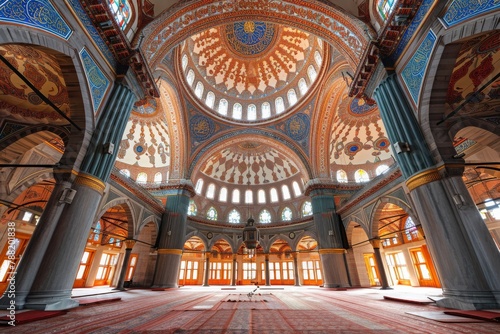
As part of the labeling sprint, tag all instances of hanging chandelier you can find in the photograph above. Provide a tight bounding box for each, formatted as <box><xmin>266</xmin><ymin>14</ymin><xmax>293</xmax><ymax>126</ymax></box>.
<box><xmin>242</xmin><ymin>216</ymin><xmax>259</xmax><ymax>258</ymax></box>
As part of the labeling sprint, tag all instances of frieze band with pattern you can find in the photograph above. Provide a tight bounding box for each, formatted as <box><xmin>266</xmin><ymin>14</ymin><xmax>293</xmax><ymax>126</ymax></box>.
<box><xmin>319</xmin><ymin>248</ymin><xmax>347</xmax><ymax>254</ymax></box>
<box><xmin>74</xmin><ymin>173</ymin><xmax>106</xmax><ymax>194</ymax></box>
<box><xmin>157</xmin><ymin>249</ymin><xmax>183</xmax><ymax>255</ymax></box>
<box><xmin>405</xmin><ymin>168</ymin><xmax>441</xmax><ymax>192</ymax></box>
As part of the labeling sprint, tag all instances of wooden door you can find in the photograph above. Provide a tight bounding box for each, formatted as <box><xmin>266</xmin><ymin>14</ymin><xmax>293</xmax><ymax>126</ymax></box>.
<box><xmin>73</xmin><ymin>249</ymin><xmax>95</xmax><ymax>288</ymax></box>
<box><xmin>410</xmin><ymin>247</ymin><xmax>440</xmax><ymax>287</ymax></box>
<box><xmin>363</xmin><ymin>253</ymin><xmax>380</xmax><ymax>286</ymax></box>
<box><xmin>0</xmin><ymin>233</ymin><xmax>30</xmax><ymax>293</ymax></box>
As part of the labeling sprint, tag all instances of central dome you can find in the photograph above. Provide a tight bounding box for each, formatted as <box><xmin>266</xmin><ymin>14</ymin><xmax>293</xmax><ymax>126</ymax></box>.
<box><xmin>180</xmin><ymin>21</ymin><xmax>325</xmax><ymax>123</ymax></box>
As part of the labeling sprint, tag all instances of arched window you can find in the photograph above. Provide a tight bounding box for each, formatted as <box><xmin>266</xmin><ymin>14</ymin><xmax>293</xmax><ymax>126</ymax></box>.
<box><xmin>218</xmin><ymin>99</ymin><xmax>228</xmax><ymax>115</ymax></box>
<box><xmin>270</xmin><ymin>188</ymin><xmax>279</xmax><ymax>203</ymax></box>
<box><xmin>262</xmin><ymin>102</ymin><xmax>271</xmax><ymax>118</ymax></box>
<box><xmin>195</xmin><ymin>179</ymin><xmax>204</xmax><ymax>194</ymax></box>
<box><xmin>194</xmin><ymin>81</ymin><xmax>204</xmax><ymax>98</ymax></box>
<box><xmin>247</xmin><ymin>104</ymin><xmax>257</xmax><ymax>120</ymax></box>
<box><xmin>292</xmin><ymin>181</ymin><xmax>301</xmax><ymax>197</ymax></box>
<box><xmin>317</xmin><ymin>37</ymin><xmax>323</xmax><ymax>48</ymax></box>
<box><xmin>258</xmin><ymin>189</ymin><xmax>266</xmax><ymax>204</ymax></box>
<box><xmin>206</xmin><ymin>183</ymin><xmax>215</xmax><ymax>199</ymax></box>
<box><xmin>298</xmin><ymin>78</ymin><xmax>308</xmax><ymax>95</ymax></box>
<box><xmin>186</xmin><ymin>69</ymin><xmax>195</xmax><ymax>86</ymax></box>
<box><xmin>314</xmin><ymin>50</ymin><xmax>322</xmax><ymax>67</ymax></box>
<box><xmin>302</xmin><ymin>201</ymin><xmax>312</xmax><ymax>216</ymax></box>
<box><xmin>108</xmin><ymin>0</ymin><xmax>131</xmax><ymax>30</ymax></box>
<box><xmin>282</xmin><ymin>207</ymin><xmax>293</xmax><ymax>221</ymax></box>
<box><xmin>154</xmin><ymin>172</ymin><xmax>162</xmax><ymax>184</ymax></box>
<box><xmin>228</xmin><ymin>209</ymin><xmax>240</xmax><ymax>224</ymax></box>
<box><xmin>275</xmin><ymin>97</ymin><xmax>285</xmax><ymax>114</ymax></box>
<box><xmin>336</xmin><ymin>170</ymin><xmax>348</xmax><ymax>183</ymax></box>
<box><xmin>259</xmin><ymin>210</ymin><xmax>272</xmax><ymax>224</ymax></box>
<box><xmin>93</xmin><ymin>221</ymin><xmax>102</xmax><ymax>242</ymax></box>
<box><xmin>232</xmin><ymin>189</ymin><xmax>240</xmax><ymax>203</ymax></box>
<box><xmin>136</xmin><ymin>172</ymin><xmax>147</xmax><ymax>184</ymax></box>
<box><xmin>187</xmin><ymin>200</ymin><xmax>197</xmax><ymax>216</ymax></box>
<box><xmin>404</xmin><ymin>216</ymin><xmax>418</xmax><ymax>241</ymax></box>
<box><xmin>376</xmin><ymin>164</ymin><xmax>390</xmax><ymax>176</ymax></box>
<box><xmin>120</xmin><ymin>169</ymin><xmax>130</xmax><ymax>177</ymax></box>
<box><xmin>232</xmin><ymin>103</ymin><xmax>242</xmax><ymax>119</ymax></box>
<box><xmin>287</xmin><ymin>89</ymin><xmax>297</xmax><ymax>106</ymax></box>
<box><xmin>245</xmin><ymin>189</ymin><xmax>253</xmax><ymax>204</ymax></box>
<box><xmin>282</xmin><ymin>185</ymin><xmax>291</xmax><ymax>200</ymax></box>
<box><xmin>207</xmin><ymin>207</ymin><xmax>218</xmax><ymax>221</ymax></box>
<box><xmin>206</xmin><ymin>91</ymin><xmax>215</xmax><ymax>108</ymax></box>
<box><xmin>307</xmin><ymin>65</ymin><xmax>317</xmax><ymax>82</ymax></box>
<box><xmin>219</xmin><ymin>187</ymin><xmax>228</xmax><ymax>202</ymax></box>
<box><xmin>377</xmin><ymin>0</ymin><xmax>397</xmax><ymax>21</ymax></box>
<box><xmin>182</xmin><ymin>54</ymin><xmax>188</xmax><ymax>70</ymax></box>
<box><xmin>354</xmin><ymin>169</ymin><xmax>370</xmax><ymax>183</ymax></box>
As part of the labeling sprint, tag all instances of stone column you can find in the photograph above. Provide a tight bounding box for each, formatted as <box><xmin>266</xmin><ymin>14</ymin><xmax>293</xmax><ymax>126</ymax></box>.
<box><xmin>264</xmin><ymin>254</ymin><xmax>270</xmax><ymax>286</ymax></box>
<box><xmin>370</xmin><ymin>239</ymin><xmax>392</xmax><ymax>289</ymax></box>
<box><xmin>374</xmin><ymin>74</ymin><xmax>500</xmax><ymax>309</ymax></box>
<box><xmin>231</xmin><ymin>254</ymin><xmax>237</xmax><ymax>286</ymax></box>
<box><xmin>23</xmin><ymin>82</ymin><xmax>137</xmax><ymax>310</ymax></box>
<box><xmin>308</xmin><ymin>186</ymin><xmax>350</xmax><ymax>288</ymax></box>
<box><xmin>151</xmin><ymin>184</ymin><xmax>193</xmax><ymax>288</ymax></box>
<box><xmin>202</xmin><ymin>253</ymin><xmax>210</xmax><ymax>287</ymax></box>
<box><xmin>114</xmin><ymin>240</ymin><xmax>136</xmax><ymax>291</ymax></box>
<box><xmin>293</xmin><ymin>252</ymin><xmax>301</xmax><ymax>286</ymax></box>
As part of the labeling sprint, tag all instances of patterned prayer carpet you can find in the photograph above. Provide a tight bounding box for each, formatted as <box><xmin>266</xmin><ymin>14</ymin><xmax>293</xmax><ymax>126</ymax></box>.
<box><xmin>1</xmin><ymin>286</ymin><xmax>499</xmax><ymax>333</ymax></box>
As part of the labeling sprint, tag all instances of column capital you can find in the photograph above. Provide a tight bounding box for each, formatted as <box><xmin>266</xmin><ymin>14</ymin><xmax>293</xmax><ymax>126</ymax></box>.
<box><xmin>406</xmin><ymin>168</ymin><xmax>441</xmax><ymax>192</ymax></box>
<box><xmin>74</xmin><ymin>172</ymin><xmax>106</xmax><ymax>195</ymax></box>
<box><xmin>370</xmin><ymin>238</ymin><xmax>381</xmax><ymax>249</ymax></box>
<box><xmin>124</xmin><ymin>239</ymin><xmax>136</xmax><ymax>250</ymax></box>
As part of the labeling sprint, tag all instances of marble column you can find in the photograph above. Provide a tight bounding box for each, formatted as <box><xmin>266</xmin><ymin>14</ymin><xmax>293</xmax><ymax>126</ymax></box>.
<box><xmin>370</xmin><ymin>239</ymin><xmax>392</xmax><ymax>289</ymax></box>
<box><xmin>152</xmin><ymin>184</ymin><xmax>193</xmax><ymax>288</ymax></box>
<box><xmin>374</xmin><ymin>74</ymin><xmax>500</xmax><ymax>309</ymax></box>
<box><xmin>231</xmin><ymin>254</ymin><xmax>237</xmax><ymax>286</ymax></box>
<box><xmin>309</xmin><ymin>186</ymin><xmax>350</xmax><ymax>288</ymax></box>
<box><xmin>23</xmin><ymin>83</ymin><xmax>136</xmax><ymax>310</ymax></box>
<box><xmin>293</xmin><ymin>252</ymin><xmax>301</xmax><ymax>286</ymax></box>
<box><xmin>264</xmin><ymin>254</ymin><xmax>270</xmax><ymax>286</ymax></box>
<box><xmin>114</xmin><ymin>240</ymin><xmax>136</xmax><ymax>291</ymax></box>
<box><xmin>202</xmin><ymin>254</ymin><xmax>210</xmax><ymax>287</ymax></box>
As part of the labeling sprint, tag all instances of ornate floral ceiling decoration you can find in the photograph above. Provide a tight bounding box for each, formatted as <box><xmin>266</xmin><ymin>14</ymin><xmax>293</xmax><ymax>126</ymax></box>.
<box><xmin>0</xmin><ymin>44</ymin><xmax>70</xmax><ymax>124</ymax></box>
<box><xmin>329</xmin><ymin>96</ymin><xmax>392</xmax><ymax>165</ymax></box>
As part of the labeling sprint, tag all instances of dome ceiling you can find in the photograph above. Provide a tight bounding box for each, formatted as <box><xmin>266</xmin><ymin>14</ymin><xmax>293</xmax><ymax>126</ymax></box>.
<box><xmin>199</xmin><ymin>140</ymin><xmax>300</xmax><ymax>186</ymax></box>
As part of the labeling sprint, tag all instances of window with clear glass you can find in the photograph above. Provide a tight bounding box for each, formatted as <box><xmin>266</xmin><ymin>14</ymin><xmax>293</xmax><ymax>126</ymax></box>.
<box><xmin>207</xmin><ymin>207</ymin><xmax>218</xmax><ymax>220</ymax></box>
<box><xmin>247</xmin><ymin>104</ymin><xmax>257</xmax><ymax>121</ymax></box>
<box><xmin>376</xmin><ymin>164</ymin><xmax>389</xmax><ymax>176</ymax></box>
<box><xmin>232</xmin><ymin>189</ymin><xmax>240</xmax><ymax>203</ymax></box>
<box><xmin>186</xmin><ymin>69</ymin><xmax>195</xmax><ymax>86</ymax></box>
<box><xmin>282</xmin><ymin>185</ymin><xmax>291</xmax><ymax>200</ymax></box>
<box><xmin>307</xmin><ymin>65</ymin><xmax>317</xmax><ymax>82</ymax></box>
<box><xmin>258</xmin><ymin>189</ymin><xmax>266</xmax><ymax>204</ymax></box>
<box><xmin>287</xmin><ymin>89</ymin><xmax>297</xmax><ymax>106</ymax></box>
<box><xmin>120</xmin><ymin>169</ymin><xmax>130</xmax><ymax>177</ymax></box>
<box><xmin>292</xmin><ymin>181</ymin><xmax>301</xmax><ymax>197</ymax></box>
<box><xmin>228</xmin><ymin>209</ymin><xmax>240</xmax><ymax>224</ymax></box>
<box><xmin>336</xmin><ymin>169</ymin><xmax>348</xmax><ymax>183</ymax></box>
<box><xmin>270</xmin><ymin>188</ymin><xmax>279</xmax><ymax>203</ymax></box>
<box><xmin>282</xmin><ymin>207</ymin><xmax>293</xmax><ymax>221</ymax></box>
<box><xmin>245</xmin><ymin>189</ymin><xmax>253</xmax><ymax>204</ymax></box>
<box><xmin>219</xmin><ymin>187</ymin><xmax>228</xmax><ymax>202</ymax></box>
<box><xmin>275</xmin><ymin>97</ymin><xmax>285</xmax><ymax>114</ymax></box>
<box><xmin>206</xmin><ymin>91</ymin><xmax>215</xmax><ymax>108</ymax></box>
<box><xmin>298</xmin><ymin>78</ymin><xmax>308</xmax><ymax>95</ymax></box>
<box><xmin>302</xmin><ymin>201</ymin><xmax>312</xmax><ymax>216</ymax></box>
<box><xmin>262</xmin><ymin>102</ymin><xmax>271</xmax><ymax>118</ymax></box>
<box><xmin>259</xmin><ymin>210</ymin><xmax>272</xmax><ymax>224</ymax></box>
<box><xmin>195</xmin><ymin>179</ymin><xmax>204</xmax><ymax>194</ymax></box>
<box><xmin>108</xmin><ymin>0</ymin><xmax>131</xmax><ymax>30</ymax></box>
<box><xmin>187</xmin><ymin>200</ymin><xmax>197</xmax><ymax>216</ymax></box>
<box><xmin>354</xmin><ymin>169</ymin><xmax>370</xmax><ymax>183</ymax></box>
<box><xmin>404</xmin><ymin>216</ymin><xmax>418</xmax><ymax>241</ymax></box>
<box><xmin>314</xmin><ymin>50</ymin><xmax>322</xmax><ymax>67</ymax></box>
<box><xmin>154</xmin><ymin>172</ymin><xmax>162</xmax><ymax>184</ymax></box>
<box><xmin>182</xmin><ymin>54</ymin><xmax>188</xmax><ymax>70</ymax></box>
<box><xmin>233</xmin><ymin>103</ymin><xmax>242</xmax><ymax>119</ymax></box>
<box><xmin>136</xmin><ymin>172</ymin><xmax>147</xmax><ymax>184</ymax></box>
<box><xmin>206</xmin><ymin>183</ymin><xmax>215</xmax><ymax>199</ymax></box>
<box><xmin>194</xmin><ymin>81</ymin><xmax>204</xmax><ymax>98</ymax></box>
<box><xmin>218</xmin><ymin>99</ymin><xmax>228</xmax><ymax>115</ymax></box>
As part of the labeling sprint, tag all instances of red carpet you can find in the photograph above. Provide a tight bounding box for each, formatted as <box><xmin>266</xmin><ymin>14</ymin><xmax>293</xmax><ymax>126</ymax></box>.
<box><xmin>444</xmin><ymin>310</ymin><xmax>500</xmax><ymax>321</ymax></box>
<box><xmin>0</xmin><ymin>310</ymin><xmax>67</xmax><ymax>325</ymax></box>
<box><xmin>76</xmin><ymin>297</ymin><xmax>121</xmax><ymax>305</ymax></box>
<box><xmin>383</xmin><ymin>295</ymin><xmax>434</xmax><ymax>304</ymax></box>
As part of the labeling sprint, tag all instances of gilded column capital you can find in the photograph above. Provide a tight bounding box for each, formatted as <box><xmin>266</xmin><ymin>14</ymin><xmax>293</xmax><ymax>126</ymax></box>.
<box><xmin>406</xmin><ymin>168</ymin><xmax>441</xmax><ymax>192</ymax></box>
<box><xmin>124</xmin><ymin>239</ymin><xmax>137</xmax><ymax>249</ymax></box>
<box><xmin>74</xmin><ymin>173</ymin><xmax>106</xmax><ymax>195</ymax></box>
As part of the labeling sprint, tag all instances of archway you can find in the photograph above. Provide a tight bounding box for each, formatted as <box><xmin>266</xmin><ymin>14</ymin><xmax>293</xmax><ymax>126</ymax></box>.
<box><xmin>268</xmin><ymin>238</ymin><xmax>294</xmax><ymax>285</ymax></box>
<box><xmin>179</xmin><ymin>236</ymin><xmax>205</xmax><ymax>285</ymax></box>
<box><xmin>296</xmin><ymin>235</ymin><xmax>322</xmax><ymax>286</ymax></box>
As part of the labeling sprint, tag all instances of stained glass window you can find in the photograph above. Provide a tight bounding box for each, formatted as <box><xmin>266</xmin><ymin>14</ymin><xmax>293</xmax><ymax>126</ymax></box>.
<box><xmin>282</xmin><ymin>207</ymin><xmax>293</xmax><ymax>221</ymax></box>
<box><xmin>187</xmin><ymin>200</ymin><xmax>197</xmax><ymax>216</ymax></box>
<box><xmin>228</xmin><ymin>209</ymin><xmax>240</xmax><ymax>224</ymax></box>
<box><xmin>108</xmin><ymin>0</ymin><xmax>131</xmax><ymax>30</ymax></box>
<box><xmin>259</xmin><ymin>210</ymin><xmax>272</xmax><ymax>224</ymax></box>
<box><xmin>355</xmin><ymin>169</ymin><xmax>370</xmax><ymax>183</ymax></box>
<box><xmin>404</xmin><ymin>216</ymin><xmax>418</xmax><ymax>241</ymax></box>
<box><xmin>377</xmin><ymin>0</ymin><xmax>396</xmax><ymax>21</ymax></box>
<box><xmin>302</xmin><ymin>201</ymin><xmax>312</xmax><ymax>216</ymax></box>
<box><xmin>337</xmin><ymin>170</ymin><xmax>348</xmax><ymax>183</ymax></box>
<box><xmin>207</xmin><ymin>207</ymin><xmax>218</xmax><ymax>220</ymax></box>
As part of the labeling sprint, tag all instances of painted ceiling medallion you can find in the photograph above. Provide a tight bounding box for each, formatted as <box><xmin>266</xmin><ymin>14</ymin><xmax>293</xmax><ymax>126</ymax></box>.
<box><xmin>225</xmin><ymin>21</ymin><xmax>275</xmax><ymax>56</ymax></box>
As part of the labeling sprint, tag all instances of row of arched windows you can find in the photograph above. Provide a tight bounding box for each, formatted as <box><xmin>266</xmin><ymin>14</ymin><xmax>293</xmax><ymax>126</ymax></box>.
<box><xmin>195</xmin><ymin>179</ymin><xmax>303</xmax><ymax>204</ymax></box>
<box><xmin>182</xmin><ymin>51</ymin><xmax>321</xmax><ymax>121</ymax></box>
<box><xmin>335</xmin><ymin>165</ymin><xmax>389</xmax><ymax>183</ymax></box>
<box><xmin>119</xmin><ymin>170</ymin><xmax>169</xmax><ymax>185</ymax></box>
<box><xmin>187</xmin><ymin>200</ymin><xmax>313</xmax><ymax>223</ymax></box>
